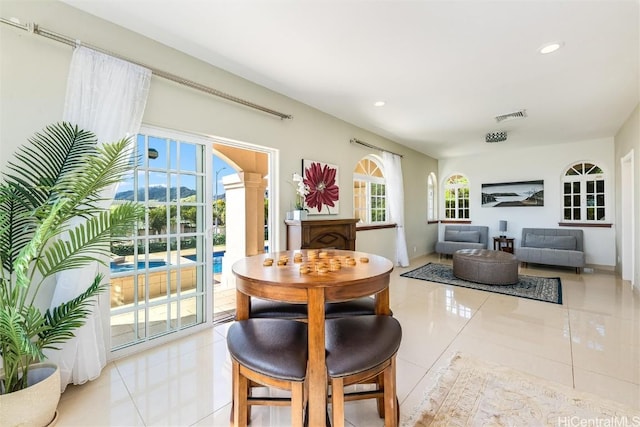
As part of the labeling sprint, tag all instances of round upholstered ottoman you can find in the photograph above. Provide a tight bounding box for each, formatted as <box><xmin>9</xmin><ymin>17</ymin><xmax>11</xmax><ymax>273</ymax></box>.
<box><xmin>452</xmin><ymin>249</ymin><xmax>519</xmax><ymax>285</ymax></box>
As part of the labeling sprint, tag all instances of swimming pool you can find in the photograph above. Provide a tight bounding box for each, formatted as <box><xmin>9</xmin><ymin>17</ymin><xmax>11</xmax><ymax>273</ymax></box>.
<box><xmin>110</xmin><ymin>253</ymin><xmax>224</xmax><ymax>274</ymax></box>
<box><xmin>109</xmin><ymin>260</ymin><xmax>167</xmax><ymax>273</ymax></box>
<box><xmin>184</xmin><ymin>253</ymin><xmax>223</xmax><ymax>274</ymax></box>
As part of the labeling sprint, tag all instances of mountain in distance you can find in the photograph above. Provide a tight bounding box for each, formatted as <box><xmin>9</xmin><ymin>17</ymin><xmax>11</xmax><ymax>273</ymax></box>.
<box><xmin>115</xmin><ymin>185</ymin><xmax>196</xmax><ymax>201</ymax></box>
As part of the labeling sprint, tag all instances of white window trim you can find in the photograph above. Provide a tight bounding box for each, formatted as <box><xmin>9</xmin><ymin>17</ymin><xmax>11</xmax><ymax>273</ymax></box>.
<box><xmin>561</xmin><ymin>161</ymin><xmax>608</xmax><ymax>223</ymax></box>
<box><xmin>428</xmin><ymin>172</ymin><xmax>438</xmax><ymax>221</ymax></box>
<box><xmin>353</xmin><ymin>155</ymin><xmax>390</xmax><ymax>225</ymax></box>
<box><xmin>443</xmin><ymin>173</ymin><xmax>470</xmax><ymax>220</ymax></box>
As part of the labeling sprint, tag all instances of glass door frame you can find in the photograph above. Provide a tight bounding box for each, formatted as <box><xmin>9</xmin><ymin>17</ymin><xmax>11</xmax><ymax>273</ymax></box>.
<box><xmin>110</xmin><ymin>124</ymin><xmax>214</xmax><ymax>360</ymax></box>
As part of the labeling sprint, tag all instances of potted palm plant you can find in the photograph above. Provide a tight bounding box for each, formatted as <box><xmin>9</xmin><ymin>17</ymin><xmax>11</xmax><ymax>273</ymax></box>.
<box><xmin>0</xmin><ymin>122</ymin><xmax>144</xmax><ymax>426</ymax></box>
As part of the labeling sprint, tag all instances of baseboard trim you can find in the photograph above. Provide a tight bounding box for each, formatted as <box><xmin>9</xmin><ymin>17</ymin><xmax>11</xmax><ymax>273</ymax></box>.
<box><xmin>584</xmin><ymin>263</ymin><xmax>616</xmax><ymax>273</ymax></box>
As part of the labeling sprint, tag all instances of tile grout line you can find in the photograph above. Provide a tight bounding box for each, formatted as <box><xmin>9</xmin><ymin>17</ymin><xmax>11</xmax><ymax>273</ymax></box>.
<box><xmin>113</xmin><ymin>361</ymin><xmax>148</xmax><ymax>426</ymax></box>
<box><xmin>565</xmin><ymin>291</ymin><xmax>577</xmax><ymax>390</ymax></box>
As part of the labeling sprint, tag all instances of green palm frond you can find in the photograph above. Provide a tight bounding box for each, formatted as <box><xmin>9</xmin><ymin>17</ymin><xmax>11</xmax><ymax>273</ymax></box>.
<box><xmin>1</xmin><ymin>122</ymin><xmax>143</xmax><ymax>394</ymax></box>
<box><xmin>0</xmin><ymin>306</ymin><xmax>44</xmax><ymax>393</ymax></box>
<box><xmin>109</xmin><ymin>202</ymin><xmax>146</xmax><ymax>237</ymax></box>
<box><xmin>4</xmin><ymin>122</ymin><xmax>97</xmax><ymax>211</ymax></box>
<box><xmin>55</xmin><ymin>138</ymin><xmax>137</xmax><ymax>215</ymax></box>
<box><xmin>14</xmin><ymin>199</ymin><xmax>70</xmax><ymax>292</ymax></box>
<box><xmin>40</xmin><ymin>274</ymin><xmax>107</xmax><ymax>350</ymax></box>
<box><xmin>0</xmin><ymin>278</ymin><xmax>11</xmax><ymax>306</ymax></box>
<box><xmin>20</xmin><ymin>306</ymin><xmax>48</xmax><ymax>362</ymax></box>
<box><xmin>37</xmin><ymin>212</ymin><xmax>113</xmax><ymax>277</ymax></box>
<box><xmin>0</xmin><ymin>184</ymin><xmax>36</xmax><ymax>274</ymax></box>
<box><xmin>0</xmin><ymin>307</ymin><xmax>34</xmax><ymax>362</ymax></box>
<box><xmin>36</xmin><ymin>203</ymin><xmax>143</xmax><ymax>279</ymax></box>
<box><xmin>1</xmin><ymin>123</ymin><xmax>98</xmax><ymax>274</ymax></box>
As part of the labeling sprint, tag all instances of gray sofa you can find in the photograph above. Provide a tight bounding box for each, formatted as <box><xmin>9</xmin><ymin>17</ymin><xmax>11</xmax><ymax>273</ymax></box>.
<box><xmin>435</xmin><ymin>225</ymin><xmax>489</xmax><ymax>257</ymax></box>
<box><xmin>517</xmin><ymin>228</ymin><xmax>585</xmax><ymax>273</ymax></box>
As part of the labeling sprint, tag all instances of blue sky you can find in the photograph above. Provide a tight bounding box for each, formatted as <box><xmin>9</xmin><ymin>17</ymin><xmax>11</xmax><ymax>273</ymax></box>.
<box><xmin>115</xmin><ymin>135</ymin><xmax>234</xmax><ymax>196</ymax></box>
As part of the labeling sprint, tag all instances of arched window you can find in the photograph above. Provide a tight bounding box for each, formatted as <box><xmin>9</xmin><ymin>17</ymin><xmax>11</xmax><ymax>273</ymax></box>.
<box><xmin>427</xmin><ymin>172</ymin><xmax>437</xmax><ymax>221</ymax></box>
<box><xmin>444</xmin><ymin>174</ymin><xmax>470</xmax><ymax>219</ymax></box>
<box><xmin>563</xmin><ymin>162</ymin><xmax>606</xmax><ymax>221</ymax></box>
<box><xmin>353</xmin><ymin>156</ymin><xmax>387</xmax><ymax>223</ymax></box>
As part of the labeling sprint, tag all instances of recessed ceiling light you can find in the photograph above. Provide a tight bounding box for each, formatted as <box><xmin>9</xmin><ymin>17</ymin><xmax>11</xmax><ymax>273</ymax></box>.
<box><xmin>373</xmin><ymin>101</ymin><xmax>385</xmax><ymax>107</ymax></box>
<box><xmin>539</xmin><ymin>42</ymin><xmax>563</xmax><ymax>54</ymax></box>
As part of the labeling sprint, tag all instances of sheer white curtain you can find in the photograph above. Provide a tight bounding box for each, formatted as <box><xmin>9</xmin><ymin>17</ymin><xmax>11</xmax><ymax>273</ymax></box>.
<box><xmin>382</xmin><ymin>152</ymin><xmax>410</xmax><ymax>267</ymax></box>
<box><xmin>46</xmin><ymin>46</ymin><xmax>151</xmax><ymax>390</ymax></box>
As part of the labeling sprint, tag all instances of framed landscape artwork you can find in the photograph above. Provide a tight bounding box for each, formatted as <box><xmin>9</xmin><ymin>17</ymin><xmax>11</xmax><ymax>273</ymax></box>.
<box><xmin>481</xmin><ymin>180</ymin><xmax>544</xmax><ymax>207</ymax></box>
<box><xmin>302</xmin><ymin>159</ymin><xmax>340</xmax><ymax>215</ymax></box>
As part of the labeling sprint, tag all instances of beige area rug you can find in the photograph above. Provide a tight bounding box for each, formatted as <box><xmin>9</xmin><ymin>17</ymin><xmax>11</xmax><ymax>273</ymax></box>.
<box><xmin>402</xmin><ymin>353</ymin><xmax>640</xmax><ymax>427</ymax></box>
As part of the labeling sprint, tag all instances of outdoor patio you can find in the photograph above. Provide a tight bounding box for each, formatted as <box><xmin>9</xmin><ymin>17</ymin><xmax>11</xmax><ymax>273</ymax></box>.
<box><xmin>213</xmin><ymin>285</ymin><xmax>236</xmax><ymax>322</ymax></box>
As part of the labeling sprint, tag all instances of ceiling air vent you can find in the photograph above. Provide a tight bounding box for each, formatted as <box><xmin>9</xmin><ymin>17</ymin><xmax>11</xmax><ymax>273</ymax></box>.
<box><xmin>486</xmin><ymin>131</ymin><xmax>507</xmax><ymax>143</ymax></box>
<box><xmin>495</xmin><ymin>109</ymin><xmax>527</xmax><ymax>123</ymax></box>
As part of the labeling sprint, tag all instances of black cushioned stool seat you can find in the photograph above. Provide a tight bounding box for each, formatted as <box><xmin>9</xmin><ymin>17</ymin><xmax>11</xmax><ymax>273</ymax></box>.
<box><xmin>325</xmin><ymin>315</ymin><xmax>402</xmax><ymax>427</ymax></box>
<box><xmin>249</xmin><ymin>296</ymin><xmax>379</xmax><ymax>319</ymax></box>
<box><xmin>325</xmin><ymin>297</ymin><xmax>378</xmax><ymax>318</ymax></box>
<box><xmin>227</xmin><ymin>319</ymin><xmax>308</xmax><ymax>427</ymax></box>
<box><xmin>249</xmin><ymin>298</ymin><xmax>308</xmax><ymax>319</ymax></box>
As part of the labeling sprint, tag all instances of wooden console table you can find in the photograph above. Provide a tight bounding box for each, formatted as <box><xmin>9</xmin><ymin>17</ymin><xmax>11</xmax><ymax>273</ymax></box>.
<box><xmin>285</xmin><ymin>218</ymin><xmax>358</xmax><ymax>250</ymax></box>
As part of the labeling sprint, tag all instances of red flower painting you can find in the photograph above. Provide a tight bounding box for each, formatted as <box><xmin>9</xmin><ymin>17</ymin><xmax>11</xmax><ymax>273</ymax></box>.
<box><xmin>302</xmin><ymin>160</ymin><xmax>339</xmax><ymax>214</ymax></box>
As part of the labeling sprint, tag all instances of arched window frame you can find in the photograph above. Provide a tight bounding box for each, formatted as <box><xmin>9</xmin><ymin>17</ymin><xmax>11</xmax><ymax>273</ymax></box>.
<box><xmin>353</xmin><ymin>155</ymin><xmax>387</xmax><ymax>224</ymax></box>
<box><xmin>562</xmin><ymin>161</ymin><xmax>607</xmax><ymax>222</ymax></box>
<box><xmin>443</xmin><ymin>174</ymin><xmax>470</xmax><ymax>220</ymax></box>
<box><xmin>427</xmin><ymin>172</ymin><xmax>438</xmax><ymax>221</ymax></box>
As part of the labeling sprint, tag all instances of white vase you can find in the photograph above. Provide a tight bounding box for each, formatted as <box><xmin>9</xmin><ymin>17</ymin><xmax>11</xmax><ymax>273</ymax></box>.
<box><xmin>293</xmin><ymin>210</ymin><xmax>307</xmax><ymax>220</ymax></box>
<box><xmin>0</xmin><ymin>363</ymin><xmax>60</xmax><ymax>427</ymax></box>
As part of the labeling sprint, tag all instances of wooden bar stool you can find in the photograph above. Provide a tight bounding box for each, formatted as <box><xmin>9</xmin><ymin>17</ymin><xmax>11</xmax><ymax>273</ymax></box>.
<box><xmin>227</xmin><ymin>318</ymin><xmax>308</xmax><ymax>427</ymax></box>
<box><xmin>325</xmin><ymin>315</ymin><xmax>402</xmax><ymax>427</ymax></box>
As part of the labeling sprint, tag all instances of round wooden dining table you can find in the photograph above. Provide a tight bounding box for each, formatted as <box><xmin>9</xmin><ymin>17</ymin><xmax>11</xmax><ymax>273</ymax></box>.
<box><xmin>232</xmin><ymin>249</ymin><xmax>394</xmax><ymax>427</ymax></box>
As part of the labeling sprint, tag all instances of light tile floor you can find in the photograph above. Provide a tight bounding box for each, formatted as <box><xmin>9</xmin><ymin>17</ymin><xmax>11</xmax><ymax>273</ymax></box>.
<box><xmin>56</xmin><ymin>254</ymin><xmax>640</xmax><ymax>426</ymax></box>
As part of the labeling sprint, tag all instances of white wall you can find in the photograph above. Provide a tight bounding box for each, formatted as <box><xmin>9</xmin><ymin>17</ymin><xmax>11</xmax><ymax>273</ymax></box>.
<box><xmin>356</xmin><ymin>227</ymin><xmax>397</xmax><ymax>262</ymax></box>
<box><xmin>438</xmin><ymin>138</ymin><xmax>617</xmax><ymax>267</ymax></box>
<box><xmin>614</xmin><ymin>103</ymin><xmax>640</xmax><ymax>288</ymax></box>
<box><xmin>0</xmin><ymin>0</ymin><xmax>437</xmax><ymax>262</ymax></box>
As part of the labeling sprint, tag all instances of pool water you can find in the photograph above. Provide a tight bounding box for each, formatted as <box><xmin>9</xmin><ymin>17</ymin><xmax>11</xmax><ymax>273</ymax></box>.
<box><xmin>109</xmin><ymin>260</ymin><xmax>167</xmax><ymax>273</ymax></box>
<box><xmin>185</xmin><ymin>254</ymin><xmax>223</xmax><ymax>274</ymax></box>
<box><xmin>213</xmin><ymin>256</ymin><xmax>223</xmax><ymax>274</ymax></box>
<box><xmin>110</xmin><ymin>253</ymin><xmax>224</xmax><ymax>274</ymax></box>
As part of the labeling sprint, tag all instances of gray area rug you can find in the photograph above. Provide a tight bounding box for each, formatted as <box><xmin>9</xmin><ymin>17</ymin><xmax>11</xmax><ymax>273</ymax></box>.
<box><xmin>400</xmin><ymin>263</ymin><xmax>562</xmax><ymax>304</ymax></box>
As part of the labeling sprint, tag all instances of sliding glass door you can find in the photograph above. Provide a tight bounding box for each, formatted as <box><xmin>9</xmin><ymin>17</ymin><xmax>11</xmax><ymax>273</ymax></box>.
<box><xmin>110</xmin><ymin>127</ymin><xmax>211</xmax><ymax>350</ymax></box>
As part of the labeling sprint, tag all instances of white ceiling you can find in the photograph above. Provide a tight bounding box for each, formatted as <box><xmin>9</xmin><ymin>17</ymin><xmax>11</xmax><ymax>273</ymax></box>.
<box><xmin>61</xmin><ymin>0</ymin><xmax>639</xmax><ymax>159</ymax></box>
